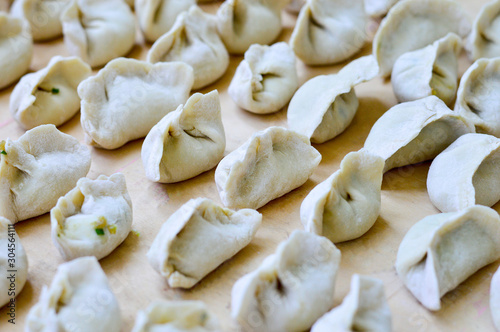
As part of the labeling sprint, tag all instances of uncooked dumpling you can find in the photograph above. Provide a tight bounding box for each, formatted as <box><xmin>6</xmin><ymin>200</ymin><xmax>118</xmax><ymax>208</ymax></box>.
<box><xmin>373</xmin><ymin>0</ymin><xmax>471</xmax><ymax>77</ymax></box>
<box><xmin>147</xmin><ymin>5</ymin><xmax>229</xmax><ymax>90</ymax></box>
<box><xmin>392</xmin><ymin>33</ymin><xmax>462</xmax><ymax>106</ymax></box>
<box><xmin>491</xmin><ymin>266</ymin><xmax>500</xmax><ymax>331</ymax></box>
<box><xmin>364</xmin><ymin>96</ymin><xmax>474</xmax><ymax>172</ymax></box>
<box><xmin>215</xmin><ymin>126</ymin><xmax>322</xmax><ymax>210</ymax></box>
<box><xmin>290</xmin><ymin>0</ymin><xmax>368</xmax><ymax>65</ymax></box>
<box><xmin>142</xmin><ymin>91</ymin><xmax>225</xmax><ymax>183</ymax></box>
<box><xmin>61</xmin><ymin>0</ymin><xmax>136</xmax><ymax>68</ymax></box>
<box><xmin>0</xmin><ymin>125</ymin><xmax>91</xmax><ymax>223</ymax></box>
<box><xmin>288</xmin><ymin>55</ymin><xmax>379</xmax><ymax>144</ymax></box>
<box><xmin>427</xmin><ymin>133</ymin><xmax>500</xmax><ymax>213</ymax></box>
<box><xmin>232</xmin><ymin>230</ymin><xmax>341</xmax><ymax>332</ymax></box>
<box><xmin>10</xmin><ymin>56</ymin><xmax>91</xmax><ymax>130</ymax></box>
<box><xmin>228</xmin><ymin>42</ymin><xmax>298</xmax><ymax>114</ymax></box>
<box><xmin>364</xmin><ymin>0</ymin><xmax>399</xmax><ymax>17</ymax></box>
<box><xmin>25</xmin><ymin>256</ymin><xmax>122</xmax><ymax>332</ymax></box>
<box><xmin>79</xmin><ymin>58</ymin><xmax>194</xmax><ymax>149</ymax></box>
<box><xmin>286</xmin><ymin>0</ymin><xmax>305</xmax><ymax>13</ymax></box>
<box><xmin>148</xmin><ymin>198</ymin><xmax>261</xmax><ymax>289</ymax></box>
<box><xmin>396</xmin><ymin>205</ymin><xmax>500</xmax><ymax>311</ymax></box>
<box><xmin>467</xmin><ymin>0</ymin><xmax>500</xmax><ymax>60</ymax></box>
<box><xmin>301</xmin><ymin>150</ymin><xmax>384</xmax><ymax>243</ymax></box>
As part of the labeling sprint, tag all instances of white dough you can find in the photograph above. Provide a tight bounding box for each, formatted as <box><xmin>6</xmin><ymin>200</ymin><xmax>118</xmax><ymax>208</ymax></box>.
<box><xmin>364</xmin><ymin>0</ymin><xmax>399</xmax><ymax>17</ymax></box>
<box><xmin>467</xmin><ymin>0</ymin><xmax>500</xmax><ymax>60</ymax></box>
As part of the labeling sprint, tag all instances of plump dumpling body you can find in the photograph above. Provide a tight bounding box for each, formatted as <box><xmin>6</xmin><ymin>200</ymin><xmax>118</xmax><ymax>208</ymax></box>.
<box><xmin>467</xmin><ymin>0</ymin><xmax>500</xmax><ymax>60</ymax></box>
<box><xmin>364</xmin><ymin>0</ymin><xmax>399</xmax><ymax>17</ymax></box>
<box><xmin>491</xmin><ymin>266</ymin><xmax>500</xmax><ymax>331</ymax></box>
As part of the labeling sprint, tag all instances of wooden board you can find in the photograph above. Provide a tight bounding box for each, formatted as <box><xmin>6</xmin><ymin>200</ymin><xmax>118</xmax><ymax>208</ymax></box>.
<box><xmin>1</xmin><ymin>1</ymin><xmax>499</xmax><ymax>331</ymax></box>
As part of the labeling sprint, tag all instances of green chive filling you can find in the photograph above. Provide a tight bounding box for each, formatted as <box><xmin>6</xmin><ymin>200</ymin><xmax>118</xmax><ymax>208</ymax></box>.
<box><xmin>95</xmin><ymin>228</ymin><xmax>105</xmax><ymax>236</ymax></box>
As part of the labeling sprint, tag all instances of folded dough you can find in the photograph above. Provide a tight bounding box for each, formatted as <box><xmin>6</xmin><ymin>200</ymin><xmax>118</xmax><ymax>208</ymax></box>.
<box><xmin>11</xmin><ymin>0</ymin><xmax>69</xmax><ymax>41</ymax></box>
<box><xmin>228</xmin><ymin>42</ymin><xmax>298</xmax><ymax>114</ymax></box>
<box><xmin>301</xmin><ymin>150</ymin><xmax>384</xmax><ymax>243</ymax></box>
<box><xmin>215</xmin><ymin>126</ymin><xmax>322</xmax><ymax>209</ymax></box>
<box><xmin>396</xmin><ymin>205</ymin><xmax>500</xmax><ymax>311</ymax></box>
<box><xmin>25</xmin><ymin>256</ymin><xmax>122</xmax><ymax>332</ymax></box>
<box><xmin>311</xmin><ymin>274</ymin><xmax>392</xmax><ymax>332</ymax></box>
<box><xmin>455</xmin><ymin>57</ymin><xmax>500</xmax><ymax>137</ymax></box>
<box><xmin>0</xmin><ymin>13</ymin><xmax>33</xmax><ymax>90</ymax></box>
<box><xmin>0</xmin><ymin>217</ymin><xmax>28</xmax><ymax>308</ymax></box>
<box><xmin>364</xmin><ymin>96</ymin><xmax>474</xmax><ymax>172</ymax></box>
<box><xmin>427</xmin><ymin>133</ymin><xmax>500</xmax><ymax>213</ymax></box>
<box><xmin>288</xmin><ymin>55</ymin><xmax>379</xmax><ymax>144</ymax></box>
<box><xmin>0</xmin><ymin>125</ymin><xmax>91</xmax><ymax>223</ymax></box>
<box><xmin>467</xmin><ymin>0</ymin><xmax>500</xmax><ymax>60</ymax></box>
<box><xmin>148</xmin><ymin>198</ymin><xmax>261</xmax><ymax>289</ymax></box>
<box><xmin>290</xmin><ymin>0</ymin><xmax>368</xmax><ymax>65</ymax></box>
<box><xmin>232</xmin><ymin>230</ymin><xmax>341</xmax><ymax>332</ymax></box>
<box><xmin>79</xmin><ymin>58</ymin><xmax>194</xmax><ymax>149</ymax></box>
<box><xmin>147</xmin><ymin>5</ymin><xmax>229</xmax><ymax>90</ymax></box>
<box><xmin>491</xmin><ymin>266</ymin><xmax>500</xmax><ymax>331</ymax></box>
<box><xmin>10</xmin><ymin>56</ymin><xmax>91</xmax><ymax>130</ymax></box>
<box><xmin>136</xmin><ymin>0</ymin><xmax>195</xmax><ymax>42</ymax></box>
<box><xmin>142</xmin><ymin>91</ymin><xmax>225</xmax><ymax>183</ymax></box>
<box><xmin>132</xmin><ymin>300</ymin><xmax>220</xmax><ymax>332</ymax></box>
<box><xmin>61</xmin><ymin>0</ymin><xmax>136</xmax><ymax>68</ymax></box>
<box><xmin>364</xmin><ymin>0</ymin><xmax>399</xmax><ymax>17</ymax></box>
<box><xmin>392</xmin><ymin>33</ymin><xmax>462</xmax><ymax>106</ymax></box>
<box><xmin>373</xmin><ymin>0</ymin><xmax>471</xmax><ymax>77</ymax></box>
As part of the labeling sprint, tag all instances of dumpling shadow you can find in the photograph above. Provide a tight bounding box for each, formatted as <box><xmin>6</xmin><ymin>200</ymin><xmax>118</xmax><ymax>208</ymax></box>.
<box><xmin>382</xmin><ymin>162</ymin><xmax>431</xmax><ymax>192</ymax></box>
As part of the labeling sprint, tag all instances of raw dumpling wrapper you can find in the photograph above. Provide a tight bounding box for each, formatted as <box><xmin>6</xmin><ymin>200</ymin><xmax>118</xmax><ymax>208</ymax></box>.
<box><xmin>135</xmin><ymin>0</ymin><xmax>195</xmax><ymax>42</ymax></box>
<box><xmin>0</xmin><ymin>125</ymin><xmax>91</xmax><ymax>223</ymax></box>
<box><xmin>467</xmin><ymin>0</ymin><xmax>500</xmax><ymax>60</ymax></box>
<box><xmin>288</xmin><ymin>56</ymin><xmax>379</xmax><ymax>144</ymax></box>
<box><xmin>51</xmin><ymin>173</ymin><xmax>133</xmax><ymax>261</ymax></box>
<box><xmin>286</xmin><ymin>0</ymin><xmax>305</xmax><ymax>13</ymax></box>
<box><xmin>0</xmin><ymin>217</ymin><xmax>28</xmax><ymax>307</ymax></box>
<box><xmin>0</xmin><ymin>13</ymin><xmax>33</xmax><ymax>90</ymax></box>
<box><xmin>79</xmin><ymin>58</ymin><xmax>194</xmax><ymax>149</ymax></box>
<box><xmin>373</xmin><ymin>0</ymin><xmax>471</xmax><ymax>77</ymax></box>
<box><xmin>491</xmin><ymin>266</ymin><xmax>500</xmax><ymax>331</ymax></box>
<box><xmin>427</xmin><ymin>133</ymin><xmax>500</xmax><ymax>213</ymax></box>
<box><xmin>25</xmin><ymin>256</ymin><xmax>121</xmax><ymax>332</ymax></box>
<box><xmin>455</xmin><ymin>57</ymin><xmax>500</xmax><ymax>137</ymax></box>
<box><xmin>392</xmin><ymin>33</ymin><xmax>462</xmax><ymax>106</ymax></box>
<box><xmin>364</xmin><ymin>96</ymin><xmax>474</xmax><ymax>172</ymax></box>
<box><xmin>215</xmin><ymin>126</ymin><xmax>322</xmax><ymax>210</ymax></box>
<box><xmin>301</xmin><ymin>150</ymin><xmax>384</xmax><ymax>243</ymax></box>
<box><xmin>311</xmin><ymin>274</ymin><xmax>392</xmax><ymax>332</ymax></box>
<box><xmin>132</xmin><ymin>300</ymin><xmax>220</xmax><ymax>332</ymax></box>
<box><xmin>61</xmin><ymin>0</ymin><xmax>136</xmax><ymax>68</ymax></box>
<box><xmin>147</xmin><ymin>5</ymin><xmax>229</xmax><ymax>90</ymax></box>
<box><xmin>142</xmin><ymin>91</ymin><xmax>225</xmax><ymax>183</ymax></box>
<box><xmin>364</xmin><ymin>0</ymin><xmax>399</xmax><ymax>17</ymax></box>
<box><xmin>228</xmin><ymin>42</ymin><xmax>299</xmax><ymax>114</ymax></box>
<box><xmin>396</xmin><ymin>205</ymin><xmax>500</xmax><ymax>311</ymax></box>
<box><xmin>10</xmin><ymin>56</ymin><xmax>91</xmax><ymax>130</ymax></box>
<box><xmin>148</xmin><ymin>197</ymin><xmax>261</xmax><ymax>288</ymax></box>
<box><xmin>232</xmin><ymin>230</ymin><xmax>341</xmax><ymax>332</ymax></box>
<box><xmin>290</xmin><ymin>0</ymin><xmax>368</xmax><ymax>65</ymax></box>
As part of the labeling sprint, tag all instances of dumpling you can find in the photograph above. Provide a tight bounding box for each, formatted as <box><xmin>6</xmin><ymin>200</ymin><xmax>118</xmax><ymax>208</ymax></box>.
<box><xmin>61</xmin><ymin>0</ymin><xmax>136</xmax><ymax>68</ymax></box>
<box><xmin>392</xmin><ymin>33</ymin><xmax>462</xmax><ymax>106</ymax></box>
<box><xmin>285</xmin><ymin>0</ymin><xmax>305</xmax><ymax>13</ymax></box>
<box><xmin>455</xmin><ymin>57</ymin><xmax>500</xmax><ymax>137</ymax></box>
<box><xmin>395</xmin><ymin>205</ymin><xmax>500</xmax><ymax>311</ymax></box>
<box><xmin>310</xmin><ymin>274</ymin><xmax>392</xmax><ymax>332</ymax></box>
<box><xmin>467</xmin><ymin>0</ymin><xmax>500</xmax><ymax>60</ymax></box>
<box><xmin>51</xmin><ymin>173</ymin><xmax>133</xmax><ymax>261</ymax></box>
<box><xmin>0</xmin><ymin>217</ymin><xmax>28</xmax><ymax>308</ymax></box>
<box><xmin>491</xmin><ymin>266</ymin><xmax>500</xmax><ymax>331</ymax></box>
<box><xmin>10</xmin><ymin>56</ymin><xmax>91</xmax><ymax>130</ymax></box>
<box><xmin>290</xmin><ymin>0</ymin><xmax>368</xmax><ymax>65</ymax></box>
<box><xmin>364</xmin><ymin>0</ymin><xmax>399</xmax><ymax>17</ymax></box>
<box><xmin>231</xmin><ymin>230</ymin><xmax>341</xmax><ymax>332</ymax></box>
<box><xmin>427</xmin><ymin>133</ymin><xmax>500</xmax><ymax>213</ymax></box>
<box><xmin>216</xmin><ymin>0</ymin><xmax>287</xmax><ymax>55</ymax></box>
<box><xmin>147</xmin><ymin>5</ymin><xmax>229</xmax><ymax>90</ymax></box>
<box><xmin>228</xmin><ymin>42</ymin><xmax>298</xmax><ymax>114</ymax></box>
<box><xmin>215</xmin><ymin>126</ymin><xmax>322</xmax><ymax>210</ymax></box>
<box><xmin>373</xmin><ymin>0</ymin><xmax>471</xmax><ymax>77</ymax></box>
<box><xmin>25</xmin><ymin>256</ymin><xmax>121</xmax><ymax>332</ymax></box>
<box><xmin>132</xmin><ymin>300</ymin><xmax>220</xmax><ymax>332</ymax></box>
<box><xmin>301</xmin><ymin>150</ymin><xmax>384</xmax><ymax>243</ymax></box>
<box><xmin>79</xmin><ymin>58</ymin><xmax>194</xmax><ymax>149</ymax></box>
<box><xmin>0</xmin><ymin>13</ymin><xmax>33</xmax><ymax>90</ymax></box>
<box><xmin>147</xmin><ymin>197</ymin><xmax>261</xmax><ymax>289</ymax></box>
<box><xmin>10</xmin><ymin>0</ymin><xmax>69</xmax><ymax>41</ymax></box>
<box><xmin>287</xmin><ymin>55</ymin><xmax>379</xmax><ymax>144</ymax></box>
<box><xmin>364</xmin><ymin>96</ymin><xmax>474</xmax><ymax>172</ymax></box>
<box><xmin>142</xmin><ymin>91</ymin><xmax>225</xmax><ymax>183</ymax></box>
<box><xmin>0</xmin><ymin>125</ymin><xmax>91</xmax><ymax>223</ymax></box>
